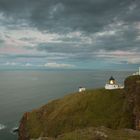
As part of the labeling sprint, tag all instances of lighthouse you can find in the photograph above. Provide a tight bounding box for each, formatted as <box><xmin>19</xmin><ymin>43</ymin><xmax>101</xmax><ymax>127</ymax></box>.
<box><xmin>133</xmin><ymin>67</ymin><xmax>140</xmax><ymax>75</ymax></box>
<box><xmin>105</xmin><ymin>76</ymin><xmax>119</xmax><ymax>90</ymax></box>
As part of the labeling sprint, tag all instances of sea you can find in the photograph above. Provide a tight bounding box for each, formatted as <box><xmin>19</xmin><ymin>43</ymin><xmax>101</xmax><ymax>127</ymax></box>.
<box><xmin>0</xmin><ymin>69</ymin><xmax>134</xmax><ymax>140</ymax></box>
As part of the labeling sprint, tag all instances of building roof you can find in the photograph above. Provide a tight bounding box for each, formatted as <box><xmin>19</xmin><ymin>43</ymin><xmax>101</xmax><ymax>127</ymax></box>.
<box><xmin>109</xmin><ymin>76</ymin><xmax>115</xmax><ymax>81</ymax></box>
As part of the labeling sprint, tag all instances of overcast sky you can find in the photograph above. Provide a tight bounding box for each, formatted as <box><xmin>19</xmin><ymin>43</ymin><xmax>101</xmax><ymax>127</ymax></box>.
<box><xmin>0</xmin><ymin>0</ymin><xmax>140</xmax><ymax>70</ymax></box>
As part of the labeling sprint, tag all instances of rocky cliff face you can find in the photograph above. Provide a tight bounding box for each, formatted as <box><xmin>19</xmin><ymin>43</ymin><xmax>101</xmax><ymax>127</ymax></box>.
<box><xmin>124</xmin><ymin>75</ymin><xmax>140</xmax><ymax>130</ymax></box>
<box><xmin>18</xmin><ymin>75</ymin><xmax>140</xmax><ymax>140</ymax></box>
<box><xmin>18</xmin><ymin>113</ymin><xmax>30</xmax><ymax>140</ymax></box>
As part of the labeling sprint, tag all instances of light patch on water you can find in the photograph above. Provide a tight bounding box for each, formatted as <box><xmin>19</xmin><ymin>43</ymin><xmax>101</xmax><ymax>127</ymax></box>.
<box><xmin>0</xmin><ymin>124</ymin><xmax>6</xmax><ymax>130</ymax></box>
<box><xmin>10</xmin><ymin>126</ymin><xmax>19</xmax><ymax>135</ymax></box>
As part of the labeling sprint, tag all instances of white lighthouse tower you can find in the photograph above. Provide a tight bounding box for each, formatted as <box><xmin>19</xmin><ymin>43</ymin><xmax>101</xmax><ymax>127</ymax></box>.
<box><xmin>105</xmin><ymin>76</ymin><xmax>119</xmax><ymax>90</ymax></box>
<box><xmin>133</xmin><ymin>67</ymin><xmax>140</xmax><ymax>75</ymax></box>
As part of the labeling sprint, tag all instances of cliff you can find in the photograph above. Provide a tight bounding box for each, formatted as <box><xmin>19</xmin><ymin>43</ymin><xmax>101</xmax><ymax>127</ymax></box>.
<box><xmin>19</xmin><ymin>75</ymin><xmax>140</xmax><ymax>140</ymax></box>
<box><xmin>124</xmin><ymin>75</ymin><xmax>140</xmax><ymax>130</ymax></box>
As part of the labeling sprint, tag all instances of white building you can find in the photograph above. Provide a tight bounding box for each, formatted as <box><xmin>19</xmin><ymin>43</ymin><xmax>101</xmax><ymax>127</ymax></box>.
<box><xmin>105</xmin><ymin>76</ymin><xmax>120</xmax><ymax>90</ymax></box>
<box><xmin>79</xmin><ymin>87</ymin><xmax>86</xmax><ymax>92</ymax></box>
<box><xmin>133</xmin><ymin>67</ymin><xmax>140</xmax><ymax>75</ymax></box>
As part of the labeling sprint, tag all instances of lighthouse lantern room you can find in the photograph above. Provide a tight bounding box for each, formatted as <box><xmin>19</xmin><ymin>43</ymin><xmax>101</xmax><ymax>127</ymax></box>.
<box><xmin>109</xmin><ymin>76</ymin><xmax>115</xmax><ymax>85</ymax></box>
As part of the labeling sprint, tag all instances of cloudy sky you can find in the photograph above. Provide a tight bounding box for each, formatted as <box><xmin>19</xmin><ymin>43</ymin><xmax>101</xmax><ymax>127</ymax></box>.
<box><xmin>0</xmin><ymin>0</ymin><xmax>140</xmax><ymax>70</ymax></box>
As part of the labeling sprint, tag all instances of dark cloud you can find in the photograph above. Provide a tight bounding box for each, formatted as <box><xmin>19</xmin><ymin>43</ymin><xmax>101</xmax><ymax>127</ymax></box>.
<box><xmin>0</xmin><ymin>0</ymin><xmax>138</xmax><ymax>33</ymax></box>
<box><xmin>94</xmin><ymin>24</ymin><xmax>140</xmax><ymax>51</ymax></box>
<box><xmin>0</xmin><ymin>0</ymin><xmax>140</xmax><ymax>67</ymax></box>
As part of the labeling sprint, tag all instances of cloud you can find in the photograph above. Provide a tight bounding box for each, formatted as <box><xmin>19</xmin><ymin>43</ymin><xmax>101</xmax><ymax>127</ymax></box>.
<box><xmin>4</xmin><ymin>62</ymin><xmax>18</xmax><ymax>66</ymax></box>
<box><xmin>24</xmin><ymin>63</ymin><xmax>33</xmax><ymax>67</ymax></box>
<box><xmin>128</xmin><ymin>58</ymin><xmax>140</xmax><ymax>64</ymax></box>
<box><xmin>0</xmin><ymin>61</ymin><xmax>76</xmax><ymax>69</ymax></box>
<box><xmin>0</xmin><ymin>0</ymin><xmax>140</xmax><ymax>69</ymax></box>
<box><xmin>95</xmin><ymin>50</ymin><xmax>140</xmax><ymax>64</ymax></box>
<box><xmin>0</xmin><ymin>0</ymin><xmax>139</xmax><ymax>33</ymax></box>
<box><xmin>2</xmin><ymin>62</ymin><xmax>36</xmax><ymax>67</ymax></box>
<box><xmin>44</xmin><ymin>62</ymin><xmax>75</xmax><ymax>69</ymax></box>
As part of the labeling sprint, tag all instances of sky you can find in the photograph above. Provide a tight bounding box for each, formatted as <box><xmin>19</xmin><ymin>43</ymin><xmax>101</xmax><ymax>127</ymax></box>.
<box><xmin>0</xmin><ymin>0</ymin><xmax>140</xmax><ymax>70</ymax></box>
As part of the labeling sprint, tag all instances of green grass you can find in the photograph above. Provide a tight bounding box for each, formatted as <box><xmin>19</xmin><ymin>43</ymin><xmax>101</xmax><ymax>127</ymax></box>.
<box><xmin>25</xmin><ymin>88</ymin><xmax>133</xmax><ymax>139</ymax></box>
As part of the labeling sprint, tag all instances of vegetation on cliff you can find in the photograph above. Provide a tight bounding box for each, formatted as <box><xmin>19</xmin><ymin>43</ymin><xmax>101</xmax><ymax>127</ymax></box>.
<box><xmin>19</xmin><ymin>87</ymin><xmax>134</xmax><ymax>139</ymax></box>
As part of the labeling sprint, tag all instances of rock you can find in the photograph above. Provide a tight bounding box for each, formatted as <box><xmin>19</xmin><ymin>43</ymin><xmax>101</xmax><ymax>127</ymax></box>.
<box><xmin>93</xmin><ymin>130</ymin><xmax>108</xmax><ymax>139</ymax></box>
<box><xmin>31</xmin><ymin>137</ymin><xmax>55</xmax><ymax>140</ymax></box>
<box><xmin>124</xmin><ymin>75</ymin><xmax>140</xmax><ymax>130</ymax></box>
<box><xmin>18</xmin><ymin>112</ymin><xmax>30</xmax><ymax>140</ymax></box>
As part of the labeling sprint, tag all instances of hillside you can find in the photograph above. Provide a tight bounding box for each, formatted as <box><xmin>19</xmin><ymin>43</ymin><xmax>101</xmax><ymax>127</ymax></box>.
<box><xmin>19</xmin><ymin>88</ymin><xmax>134</xmax><ymax>140</ymax></box>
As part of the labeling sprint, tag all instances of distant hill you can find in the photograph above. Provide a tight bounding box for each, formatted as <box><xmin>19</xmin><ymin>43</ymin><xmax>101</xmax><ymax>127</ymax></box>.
<box><xmin>19</xmin><ymin>75</ymin><xmax>140</xmax><ymax>140</ymax></box>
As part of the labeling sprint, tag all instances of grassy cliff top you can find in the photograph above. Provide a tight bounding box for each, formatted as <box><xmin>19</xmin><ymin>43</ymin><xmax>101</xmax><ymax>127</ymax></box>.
<box><xmin>20</xmin><ymin>88</ymin><xmax>133</xmax><ymax>139</ymax></box>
